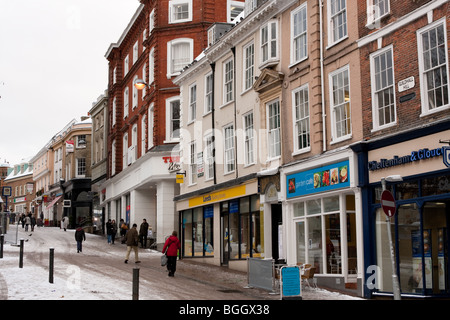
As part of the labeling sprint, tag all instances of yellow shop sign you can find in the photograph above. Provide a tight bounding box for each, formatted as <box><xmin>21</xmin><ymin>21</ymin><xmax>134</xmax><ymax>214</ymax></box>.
<box><xmin>189</xmin><ymin>185</ymin><xmax>246</xmax><ymax>207</ymax></box>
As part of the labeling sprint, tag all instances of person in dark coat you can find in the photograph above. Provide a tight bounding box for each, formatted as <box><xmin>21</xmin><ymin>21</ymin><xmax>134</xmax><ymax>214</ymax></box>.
<box><xmin>75</xmin><ymin>225</ymin><xmax>86</xmax><ymax>253</ymax></box>
<box><xmin>162</xmin><ymin>231</ymin><xmax>181</xmax><ymax>277</ymax></box>
<box><xmin>106</xmin><ymin>219</ymin><xmax>113</xmax><ymax>244</ymax></box>
<box><xmin>139</xmin><ymin>219</ymin><xmax>149</xmax><ymax>248</ymax></box>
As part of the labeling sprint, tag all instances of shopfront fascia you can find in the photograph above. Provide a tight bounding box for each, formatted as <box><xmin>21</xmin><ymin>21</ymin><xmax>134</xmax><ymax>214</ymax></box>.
<box><xmin>364</xmin><ymin>129</ymin><xmax>450</xmax><ymax>299</ymax></box>
<box><xmin>176</xmin><ymin>179</ymin><xmax>262</xmax><ymax>272</ymax></box>
<box><xmin>281</xmin><ymin>150</ymin><xmax>364</xmax><ymax>295</ymax></box>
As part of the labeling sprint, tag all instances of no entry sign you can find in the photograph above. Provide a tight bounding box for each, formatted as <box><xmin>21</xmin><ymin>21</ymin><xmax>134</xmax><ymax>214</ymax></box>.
<box><xmin>381</xmin><ymin>190</ymin><xmax>396</xmax><ymax>217</ymax></box>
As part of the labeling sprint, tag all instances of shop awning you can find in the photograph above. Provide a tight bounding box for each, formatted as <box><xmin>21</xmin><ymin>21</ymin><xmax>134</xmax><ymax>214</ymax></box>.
<box><xmin>46</xmin><ymin>196</ymin><xmax>62</xmax><ymax>210</ymax></box>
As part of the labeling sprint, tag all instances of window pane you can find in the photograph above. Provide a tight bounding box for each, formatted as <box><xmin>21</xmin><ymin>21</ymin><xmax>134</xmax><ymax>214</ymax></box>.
<box><xmin>183</xmin><ymin>210</ymin><xmax>193</xmax><ymax>257</ymax></box>
<box><xmin>308</xmin><ymin>216</ymin><xmax>323</xmax><ymax>273</ymax></box>
<box><xmin>193</xmin><ymin>207</ymin><xmax>203</xmax><ymax>256</ymax></box>
<box><xmin>325</xmin><ymin>213</ymin><xmax>341</xmax><ymax>274</ymax></box>
<box><xmin>296</xmin><ymin>221</ymin><xmax>306</xmax><ymax>264</ymax></box>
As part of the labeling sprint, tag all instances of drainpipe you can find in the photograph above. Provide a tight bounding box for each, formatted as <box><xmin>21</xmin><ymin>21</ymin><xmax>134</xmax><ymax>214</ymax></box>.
<box><xmin>231</xmin><ymin>46</ymin><xmax>238</xmax><ymax>179</ymax></box>
<box><xmin>210</xmin><ymin>62</ymin><xmax>217</xmax><ymax>185</ymax></box>
<box><xmin>319</xmin><ymin>0</ymin><xmax>327</xmax><ymax>152</ymax></box>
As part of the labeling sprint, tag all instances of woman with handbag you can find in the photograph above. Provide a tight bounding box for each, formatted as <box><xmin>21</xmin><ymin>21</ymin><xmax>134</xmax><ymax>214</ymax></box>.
<box><xmin>162</xmin><ymin>231</ymin><xmax>181</xmax><ymax>277</ymax></box>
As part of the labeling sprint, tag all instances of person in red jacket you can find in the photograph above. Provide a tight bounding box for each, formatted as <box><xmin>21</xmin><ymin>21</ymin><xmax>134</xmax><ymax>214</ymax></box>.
<box><xmin>162</xmin><ymin>231</ymin><xmax>181</xmax><ymax>277</ymax></box>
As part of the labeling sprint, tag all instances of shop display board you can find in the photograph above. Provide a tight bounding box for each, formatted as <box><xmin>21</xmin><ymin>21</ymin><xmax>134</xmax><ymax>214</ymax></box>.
<box><xmin>280</xmin><ymin>266</ymin><xmax>301</xmax><ymax>300</ymax></box>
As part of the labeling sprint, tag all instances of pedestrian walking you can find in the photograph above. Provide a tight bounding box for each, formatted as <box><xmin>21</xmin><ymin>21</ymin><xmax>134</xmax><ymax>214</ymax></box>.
<box><xmin>139</xmin><ymin>218</ymin><xmax>149</xmax><ymax>248</ymax></box>
<box><xmin>62</xmin><ymin>216</ymin><xmax>69</xmax><ymax>231</ymax></box>
<box><xmin>111</xmin><ymin>219</ymin><xmax>117</xmax><ymax>244</ymax></box>
<box><xmin>162</xmin><ymin>231</ymin><xmax>181</xmax><ymax>277</ymax></box>
<box><xmin>25</xmin><ymin>214</ymin><xmax>31</xmax><ymax>232</ymax></box>
<box><xmin>120</xmin><ymin>219</ymin><xmax>128</xmax><ymax>244</ymax></box>
<box><xmin>106</xmin><ymin>219</ymin><xmax>113</xmax><ymax>244</ymax></box>
<box><xmin>75</xmin><ymin>225</ymin><xmax>86</xmax><ymax>253</ymax></box>
<box><xmin>124</xmin><ymin>223</ymin><xmax>140</xmax><ymax>264</ymax></box>
<box><xmin>31</xmin><ymin>215</ymin><xmax>36</xmax><ymax>232</ymax></box>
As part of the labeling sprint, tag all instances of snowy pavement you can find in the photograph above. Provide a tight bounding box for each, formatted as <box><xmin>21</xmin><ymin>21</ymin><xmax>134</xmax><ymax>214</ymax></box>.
<box><xmin>0</xmin><ymin>225</ymin><xmax>364</xmax><ymax>301</ymax></box>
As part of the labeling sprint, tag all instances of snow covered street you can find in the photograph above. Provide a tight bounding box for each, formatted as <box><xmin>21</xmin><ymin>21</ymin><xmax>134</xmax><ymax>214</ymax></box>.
<box><xmin>0</xmin><ymin>225</ymin><xmax>363</xmax><ymax>301</ymax></box>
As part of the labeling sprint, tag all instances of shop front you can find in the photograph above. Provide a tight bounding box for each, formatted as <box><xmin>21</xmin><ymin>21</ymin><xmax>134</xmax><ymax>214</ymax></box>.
<box><xmin>176</xmin><ymin>178</ymin><xmax>265</xmax><ymax>272</ymax></box>
<box><xmin>281</xmin><ymin>149</ymin><xmax>364</xmax><ymax>296</ymax></box>
<box><xmin>360</xmin><ymin>127</ymin><xmax>450</xmax><ymax>298</ymax></box>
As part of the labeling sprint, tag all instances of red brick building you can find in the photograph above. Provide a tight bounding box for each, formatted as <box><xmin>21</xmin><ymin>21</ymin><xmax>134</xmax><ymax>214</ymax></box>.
<box><xmin>353</xmin><ymin>0</ymin><xmax>450</xmax><ymax>298</ymax></box>
<box><xmin>102</xmin><ymin>0</ymin><xmax>244</xmax><ymax>247</ymax></box>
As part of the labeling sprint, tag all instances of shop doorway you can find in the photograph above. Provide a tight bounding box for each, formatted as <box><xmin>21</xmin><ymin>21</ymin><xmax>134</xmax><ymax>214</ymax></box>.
<box><xmin>271</xmin><ymin>204</ymin><xmax>283</xmax><ymax>263</ymax></box>
<box><xmin>422</xmin><ymin>201</ymin><xmax>449</xmax><ymax>294</ymax></box>
<box><xmin>397</xmin><ymin>201</ymin><xmax>449</xmax><ymax>295</ymax></box>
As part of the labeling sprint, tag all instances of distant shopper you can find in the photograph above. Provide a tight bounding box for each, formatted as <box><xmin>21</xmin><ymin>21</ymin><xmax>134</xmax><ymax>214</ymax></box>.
<box><xmin>120</xmin><ymin>219</ymin><xmax>128</xmax><ymax>243</ymax></box>
<box><xmin>162</xmin><ymin>231</ymin><xmax>181</xmax><ymax>277</ymax></box>
<box><xmin>124</xmin><ymin>223</ymin><xmax>140</xmax><ymax>264</ymax></box>
<box><xmin>106</xmin><ymin>219</ymin><xmax>113</xmax><ymax>244</ymax></box>
<box><xmin>24</xmin><ymin>214</ymin><xmax>31</xmax><ymax>232</ymax></box>
<box><xmin>139</xmin><ymin>219</ymin><xmax>149</xmax><ymax>248</ymax></box>
<box><xmin>75</xmin><ymin>225</ymin><xmax>86</xmax><ymax>253</ymax></box>
<box><xmin>111</xmin><ymin>220</ymin><xmax>117</xmax><ymax>244</ymax></box>
<box><xmin>30</xmin><ymin>215</ymin><xmax>36</xmax><ymax>232</ymax></box>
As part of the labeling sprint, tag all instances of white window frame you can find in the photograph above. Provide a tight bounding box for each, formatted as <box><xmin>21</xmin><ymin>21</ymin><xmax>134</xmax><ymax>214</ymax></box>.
<box><xmin>366</xmin><ymin>0</ymin><xmax>390</xmax><ymax>27</ymax></box>
<box><xmin>167</xmin><ymin>38</ymin><xmax>193</xmax><ymax>78</ymax></box>
<box><xmin>165</xmin><ymin>96</ymin><xmax>181</xmax><ymax>143</ymax></box>
<box><xmin>267</xmin><ymin>99</ymin><xmax>281</xmax><ymax>159</ymax></box>
<box><xmin>327</xmin><ymin>0</ymin><xmax>348</xmax><ymax>47</ymax></box>
<box><xmin>223</xmin><ymin>58</ymin><xmax>234</xmax><ymax>105</ymax></box>
<box><xmin>132</xmin><ymin>75</ymin><xmax>138</xmax><ymax>109</ymax></box>
<box><xmin>205</xmin><ymin>134</ymin><xmax>214</xmax><ymax>181</ymax></box>
<box><xmin>189</xmin><ymin>141</ymin><xmax>197</xmax><ymax>185</ymax></box>
<box><xmin>123</xmin><ymin>87</ymin><xmax>129</xmax><ymax>119</ymax></box>
<box><xmin>112</xmin><ymin>97</ymin><xmax>117</xmax><ymax>127</ymax></box>
<box><xmin>142</xmin><ymin>64</ymin><xmax>147</xmax><ymax>99</ymax></box>
<box><xmin>169</xmin><ymin>0</ymin><xmax>193</xmax><ymax>24</ymax></box>
<box><xmin>149</xmin><ymin>47</ymin><xmax>155</xmax><ymax>84</ymax></box>
<box><xmin>148</xmin><ymin>103</ymin><xmax>154</xmax><ymax>150</ymax></box>
<box><xmin>133</xmin><ymin>41</ymin><xmax>139</xmax><ymax>65</ymax></box>
<box><xmin>149</xmin><ymin>9</ymin><xmax>155</xmax><ymax>33</ymax></box>
<box><xmin>243</xmin><ymin>41</ymin><xmax>255</xmax><ymax>92</ymax></box>
<box><xmin>292</xmin><ymin>84</ymin><xmax>311</xmax><ymax>154</ymax></box>
<box><xmin>370</xmin><ymin>45</ymin><xmax>396</xmax><ymax>130</ymax></box>
<box><xmin>111</xmin><ymin>140</ymin><xmax>116</xmax><ymax>176</ymax></box>
<box><xmin>141</xmin><ymin>115</ymin><xmax>146</xmax><ymax>157</ymax></box>
<box><xmin>76</xmin><ymin>158</ymin><xmax>86</xmax><ymax>178</ymax></box>
<box><xmin>122</xmin><ymin>133</ymin><xmax>128</xmax><ymax>170</ymax></box>
<box><xmin>260</xmin><ymin>19</ymin><xmax>279</xmax><ymax>67</ymax></box>
<box><xmin>223</xmin><ymin>124</ymin><xmax>235</xmax><ymax>174</ymax></box>
<box><xmin>291</xmin><ymin>3</ymin><xmax>308</xmax><ymax>65</ymax></box>
<box><xmin>417</xmin><ymin>18</ymin><xmax>450</xmax><ymax>116</ymax></box>
<box><xmin>243</xmin><ymin>111</ymin><xmax>255</xmax><ymax>166</ymax></box>
<box><xmin>188</xmin><ymin>83</ymin><xmax>197</xmax><ymax>123</ymax></box>
<box><xmin>228</xmin><ymin>0</ymin><xmax>244</xmax><ymax>23</ymax></box>
<box><xmin>329</xmin><ymin>65</ymin><xmax>352</xmax><ymax>142</ymax></box>
<box><xmin>204</xmin><ymin>72</ymin><xmax>213</xmax><ymax>114</ymax></box>
<box><xmin>124</xmin><ymin>54</ymin><xmax>129</xmax><ymax>76</ymax></box>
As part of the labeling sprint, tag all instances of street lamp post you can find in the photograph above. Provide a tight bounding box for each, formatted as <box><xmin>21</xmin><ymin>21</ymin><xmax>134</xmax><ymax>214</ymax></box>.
<box><xmin>381</xmin><ymin>175</ymin><xmax>402</xmax><ymax>300</ymax></box>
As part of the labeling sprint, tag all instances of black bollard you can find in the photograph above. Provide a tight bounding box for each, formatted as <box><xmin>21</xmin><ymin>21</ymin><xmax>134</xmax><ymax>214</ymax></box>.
<box><xmin>0</xmin><ymin>234</ymin><xmax>3</xmax><ymax>259</ymax></box>
<box><xmin>49</xmin><ymin>247</ymin><xmax>54</xmax><ymax>283</ymax></box>
<box><xmin>132</xmin><ymin>268</ymin><xmax>139</xmax><ymax>300</ymax></box>
<box><xmin>19</xmin><ymin>238</ymin><xmax>24</xmax><ymax>268</ymax></box>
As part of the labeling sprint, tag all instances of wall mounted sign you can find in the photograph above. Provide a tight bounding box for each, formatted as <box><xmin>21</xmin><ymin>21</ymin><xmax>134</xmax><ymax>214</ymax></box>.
<box><xmin>368</xmin><ymin>146</ymin><xmax>447</xmax><ymax>171</ymax></box>
<box><xmin>398</xmin><ymin>76</ymin><xmax>415</xmax><ymax>92</ymax></box>
<box><xmin>287</xmin><ymin>160</ymin><xmax>350</xmax><ymax>199</ymax></box>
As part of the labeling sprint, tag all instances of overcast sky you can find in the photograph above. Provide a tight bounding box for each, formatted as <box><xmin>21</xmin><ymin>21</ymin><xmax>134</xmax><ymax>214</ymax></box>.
<box><xmin>0</xmin><ymin>0</ymin><xmax>141</xmax><ymax>166</ymax></box>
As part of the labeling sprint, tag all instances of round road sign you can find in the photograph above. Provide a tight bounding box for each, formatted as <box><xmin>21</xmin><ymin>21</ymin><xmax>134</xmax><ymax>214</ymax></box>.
<box><xmin>381</xmin><ymin>190</ymin><xmax>396</xmax><ymax>217</ymax></box>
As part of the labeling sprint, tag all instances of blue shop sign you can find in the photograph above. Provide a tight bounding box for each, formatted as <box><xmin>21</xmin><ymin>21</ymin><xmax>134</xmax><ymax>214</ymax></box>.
<box><xmin>287</xmin><ymin>160</ymin><xmax>350</xmax><ymax>199</ymax></box>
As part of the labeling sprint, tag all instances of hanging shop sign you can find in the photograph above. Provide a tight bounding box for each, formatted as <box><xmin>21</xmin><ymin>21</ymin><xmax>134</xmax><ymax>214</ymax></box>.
<box><xmin>287</xmin><ymin>160</ymin><xmax>350</xmax><ymax>199</ymax></box>
<box><xmin>368</xmin><ymin>146</ymin><xmax>447</xmax><ymax>171</ymax></box>
<box><xmin>66</xmin><ymin>140</ymin><xmax>74</xmax><ymax>153</ymax></box>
